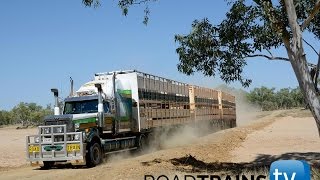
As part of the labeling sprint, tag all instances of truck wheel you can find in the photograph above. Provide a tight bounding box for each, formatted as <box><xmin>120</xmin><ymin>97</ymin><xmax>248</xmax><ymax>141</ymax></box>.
<box><xmin>86</xmin><ymin>142</ymin><xmax>102</xmax><ymax>167</ymax></box>
<box><xmin>42</xmin><ymin>161</ymin><xmax>54</xmax><ymax>169</ymax></box>
<box><xmin>138</xmin><ymin>134</ymin><xmax>147</xmax><ymax>152</ymax></box>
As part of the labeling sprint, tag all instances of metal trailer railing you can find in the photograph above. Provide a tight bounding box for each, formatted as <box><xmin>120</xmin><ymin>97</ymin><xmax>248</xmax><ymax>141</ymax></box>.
<box><xmin>26</xmin><ymin>124</ymin><xmax>85</xmax><ymax>164</ymax></box>
<box><xmin>94</xmin><ymin>69</ymin><xmax>236</xmax><ymax>128</ymax></box>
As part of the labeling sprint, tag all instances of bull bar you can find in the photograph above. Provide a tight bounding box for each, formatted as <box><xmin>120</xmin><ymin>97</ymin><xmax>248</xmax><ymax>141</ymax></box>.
<box><xmin>26</xmin><ymin>124</ymin><xmax>86</xmax><ymax>166</ymax></box>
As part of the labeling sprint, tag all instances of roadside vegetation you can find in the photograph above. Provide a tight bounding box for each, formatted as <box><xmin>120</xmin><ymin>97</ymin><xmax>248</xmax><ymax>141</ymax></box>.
<box><xmin>246</xmin><ymin>86</ymin><xmax>305</xmax><ymax>111</ymax></box>
<box><xmin>0</xmin><ymin>102</ymin><xmax>52</xmax><ymax>127</ymax></box>
<box><xmin>217</xmin><ymin>85</ymin><xmax>306</xmax><ymax>111</ymax></box>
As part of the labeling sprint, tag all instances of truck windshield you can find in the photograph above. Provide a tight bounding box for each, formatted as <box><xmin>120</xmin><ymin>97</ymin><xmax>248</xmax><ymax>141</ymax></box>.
<box><xmin>64</xmin><ymin>100</ymin><xmax>98</xmax><ymax>114</ymax></box>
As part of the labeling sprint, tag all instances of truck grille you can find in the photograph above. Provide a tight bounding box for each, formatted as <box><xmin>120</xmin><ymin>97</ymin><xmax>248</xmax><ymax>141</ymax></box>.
<box><xmin>44</xmin><ymin>115</ymin><xmax>74</xmax><ymax>132</ymax></box>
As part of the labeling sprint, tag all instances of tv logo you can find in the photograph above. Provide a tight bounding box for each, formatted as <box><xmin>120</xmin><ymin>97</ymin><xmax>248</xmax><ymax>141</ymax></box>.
<box><xmin>270</xmin><ymin>160</ymin><xmax>310</xmax><ymax>180</ymax></box>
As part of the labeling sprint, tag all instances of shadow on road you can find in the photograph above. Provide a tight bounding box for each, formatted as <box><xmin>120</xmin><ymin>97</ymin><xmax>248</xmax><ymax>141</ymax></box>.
<box><xmin>140</xmin><ymin>152</ymin><xmax>320</xmax><ymax>174</ymax></box>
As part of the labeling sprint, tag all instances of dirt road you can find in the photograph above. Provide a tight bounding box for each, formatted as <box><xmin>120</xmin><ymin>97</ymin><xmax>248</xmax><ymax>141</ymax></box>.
<box><xmin>0</xmin><ymin>126</ymin><xmax>36</xmax><ymax>168</ymax></box>
<box><xmin>0</xmin><ymin>110</ymin><xmax>319</xmax><ymax>179</ymax></box>
<box><xmin>231</xmin><ymin>112</ymin><xmax>320</xmax><ymax>164</ymax></box>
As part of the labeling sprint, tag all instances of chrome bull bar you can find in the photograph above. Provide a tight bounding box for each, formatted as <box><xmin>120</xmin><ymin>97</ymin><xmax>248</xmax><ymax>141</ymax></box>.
<box><xmin>26</xmin><ymin>124</ymin><xmax>86</xmax><ymax>165</ymax></box>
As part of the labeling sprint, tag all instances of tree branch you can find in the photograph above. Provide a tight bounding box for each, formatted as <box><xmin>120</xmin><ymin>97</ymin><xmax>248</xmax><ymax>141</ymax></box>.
<box><xmin>301</xmin><ymin>0</ymin><xmax>320</xmax><ymax>31</ymax></box>
<box><xmin>303</xmin><ymin>38</ymin><xmax>320</xmax><ymax>56</ymax></box>
<box><xmin>315</xmin><ymin>50</ymin><xmax>320</xmax><ymax>91</ymax></box>
<box><xmin>266</xmin><ymin>49</ymin><xmax>273</xmax><ymax>56</ymax></box>
<box><xmin>132</xmin><ymin>0</ymin><xmax>150</xmax><ymax>5</ymax></box>
<box><xmin>317</xmin><ymin>50</ymin><xmax>320</xmax><ymax>71</ymax></box>
<box><xmin>246</xmin><ymin>54</ymin><xmax>316</xmax><ymax>68</ymax></box>
<box><xmin>247</xmin><ymin>54</ymin><xmax>289</xmax><ymax>61</ymax></box>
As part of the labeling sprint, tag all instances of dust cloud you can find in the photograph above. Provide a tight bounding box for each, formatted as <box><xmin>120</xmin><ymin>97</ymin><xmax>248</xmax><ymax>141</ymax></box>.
<box><xmin>215</xmin><ymin>85</ymin><xmax>261</xmax><ymax>126</ymax></box>
<box><xmin>105</xmin><ymin>151</ymin><xmax>133</xmax><ymax>163</ymax></box>
<box><xmin>104</xmin><ymin>120</ymin><xmax>221</xmax><ymax>163</ymax></box>
<box><xmin>155</xmin><ymin>125</ymin><xmax>198</xmax><ymax>149</ymax></box>
<box><xmin>105</xmin><ymin>85</ymin><xmax>260</xmax><ymax>161</ymax></box>
<box><xmin>147</xmin><ymin>119</ymin><xmax>223</xmax><ymax>153</ymax></box>
<box><xmin>235</xmin><ymin>95</ymin><xmax>261</xmax><ymax>126</ymax></box>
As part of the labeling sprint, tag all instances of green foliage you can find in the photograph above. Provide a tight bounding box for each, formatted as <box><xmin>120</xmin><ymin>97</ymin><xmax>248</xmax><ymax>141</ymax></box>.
<box><xmin>83</xmin><ymin>0</ymin><xmax>156</xmax><ymax>25</ymax></box>
<box><xmin>82</xmin><ymin>0</ymin><xmax>100</xmax><ymax>8</ymax></box>
<box><xmin>0</xmin><ymin>111</ymin><xmax>13</xmax><ymax>125</ymax></box>
<box><xmin>247</xmin><ymin>86</ymin><xmax>305</xmax><ymax>111</ymax></box>
<box><xmin>0</xmin><ymin>103</ymin><xmax>52</xmax><ymax>126</ymax></box>
<box><xmin>174</xmin><ymin>0</ymin><xmax>320</xmax><ymax>87</ymax></box>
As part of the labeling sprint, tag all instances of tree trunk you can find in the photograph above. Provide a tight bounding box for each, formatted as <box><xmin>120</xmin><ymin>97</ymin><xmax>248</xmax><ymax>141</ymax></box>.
<box><xmin>284</xmin><ymin>0</ymin><xmax>320</xmax><ymax>135</ymax></box>
<box><xmin>288</xmin><ymin>52</ymin><xmax>320</xmax><ymax>136</ymax></box>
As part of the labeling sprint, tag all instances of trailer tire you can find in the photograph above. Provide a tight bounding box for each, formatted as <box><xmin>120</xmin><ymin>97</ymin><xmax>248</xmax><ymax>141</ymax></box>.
<box><xmin>86</xmin><ymin>142</ymin><xmax>102</xmax><ymax>167</ymax></box>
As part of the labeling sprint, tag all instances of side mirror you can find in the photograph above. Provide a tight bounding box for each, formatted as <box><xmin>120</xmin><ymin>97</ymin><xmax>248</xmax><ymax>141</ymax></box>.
<box><xmin>51</xmin><ymin>88</ymin><xmax>58</xmax><ymax>97</ymax></box>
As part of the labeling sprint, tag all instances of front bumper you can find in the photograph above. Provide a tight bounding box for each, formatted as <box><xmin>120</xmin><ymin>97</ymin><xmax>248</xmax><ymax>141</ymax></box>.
<box><xmin>26</xmin><ymin>125</ymin><xmax>86</xmax><ymax>166</ymax></box>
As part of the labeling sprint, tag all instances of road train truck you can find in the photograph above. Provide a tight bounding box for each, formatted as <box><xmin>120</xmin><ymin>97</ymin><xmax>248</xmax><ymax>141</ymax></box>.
<box><xmin>26</xmin><ymin>70</ymin><xmax>236</xmax><ymax>168</ymax></box>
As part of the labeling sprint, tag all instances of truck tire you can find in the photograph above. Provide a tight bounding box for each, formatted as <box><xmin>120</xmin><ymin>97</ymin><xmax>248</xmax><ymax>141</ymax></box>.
<box><xmin>86</xmin><ymin>142</ymin><xmax>102</xmax><ymax>167</ymax></box>
<box><xmin>42</xmin><ymin>161</ymin><xmax>54</xmax><ymax>169</ymax></box>
<box><xmin>138</xmin><ymin>134</ymin><xmax>147</xmax><ymax>152</ymax></box>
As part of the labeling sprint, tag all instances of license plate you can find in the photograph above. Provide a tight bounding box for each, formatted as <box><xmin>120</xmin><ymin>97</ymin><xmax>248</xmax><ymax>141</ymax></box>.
<box><xmin>29</xmin><ymin>145</ymin><xmax>40</xmax><ymax>153</ymax></box>
<box><xmin>43</xmin><ymin>138</ymin><xmax>52</xmax><ymax>143</ymax></box>
<box><xmin>67</xmin><ymin>144</ymin><xmax>80</xmax><ymax>152</ymax></box>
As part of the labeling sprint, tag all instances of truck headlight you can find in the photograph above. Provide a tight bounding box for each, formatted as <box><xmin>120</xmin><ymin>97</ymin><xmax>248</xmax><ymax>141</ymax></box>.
<box><xmin>74</xmin><ymin>134</ymin><xmax>80</xmax><ymax>141</ymax></box>
<box><xmin>44</xmin><ymin>128</ymin><xmax>50</xmax><ymax>134</ymax></box>
<box><xmin>82</xmin><ymin>132</ymin><xmax>86</xmax><ymax>141</ymax></box>
<box><xmin>56</xmin><ymin>127</ymin><xmax>63</xmax><ymax>133</ymax></box>
<box><xmin>35</xmin><ymin>136</ymin><xmax>40</xmax><ymax>143</ymax></box>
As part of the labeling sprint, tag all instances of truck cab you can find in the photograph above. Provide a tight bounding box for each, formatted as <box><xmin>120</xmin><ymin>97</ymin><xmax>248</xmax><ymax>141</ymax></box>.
<box><xmin>26</xmin><ymin>71</ymin><xmax>141</xmax><ymax>168</ymax></box>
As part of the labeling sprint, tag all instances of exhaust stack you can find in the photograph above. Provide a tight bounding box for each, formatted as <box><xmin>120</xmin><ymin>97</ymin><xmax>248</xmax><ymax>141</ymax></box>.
<box><xmin>112</xmin><ymin>72</ymin><xmax>119</xmax><ymax>135</ymax></box>
<box><xmin>95</xmin><ymin>84</ymin><xmax>104</xmax><ymax>128</ymax></box>
<box><xmin>69</xmin><ymin>77</ymin><xmax>74</xmax><ymax>97</ymax></box>
<box><xmin>51</xmin><ymin>88</ymin><xmax>60</xmax><ymax>115</ymax></box>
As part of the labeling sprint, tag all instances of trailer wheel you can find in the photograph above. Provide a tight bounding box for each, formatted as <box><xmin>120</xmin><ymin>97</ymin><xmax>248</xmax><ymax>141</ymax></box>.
<box><xmin>42</xmin><ymin>161</ymin><xmax>54</xmax><ymax>169</ymax></box>
<box><xmin>86</xmin><ymin>142</ymin><xmax>102</xmax><ymax>167</ymax></box>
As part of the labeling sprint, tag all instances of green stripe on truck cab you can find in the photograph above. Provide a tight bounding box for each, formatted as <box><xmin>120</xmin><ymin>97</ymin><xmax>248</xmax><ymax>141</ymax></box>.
<box><xmin>118</xmin><ymin>89</ymin><xmax>132</xmax><ymax>95</ymax></box>
<box><xmin>73</xmin><ymin>117</ymin><xmax>96</xmax><ymax>124</ymax></box>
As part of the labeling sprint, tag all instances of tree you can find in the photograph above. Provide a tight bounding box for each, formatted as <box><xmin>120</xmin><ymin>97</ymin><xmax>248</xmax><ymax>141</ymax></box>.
<box><xmin>0</xmin><ymin>111</ymin><xmax>6</xmax><ymax>125</ymax></box>
<box><xmin>12</xmin><ymin>102</ymin><xmax>31</xmax><ymax>126</ymax></box>
<box><xmin>276</xmin><ymin>88</ymin><xmax>293</xmax><ymax>109</ymax></box>
<box><xmin>83</xmin><ymin>0</ymin><xmax>320</xmax><ymax>134</ymax></box>
<box><xmin>247</xmin><ymin>86</ymin><xmax>277</xmax><ymax>110</ymax></box>
<box><xmin>290</xmin><ymin>87</ymin><xmax>305</xmax><ymax>107</ymax></box>
<box><xmin>246</xmin><ymin>86</ymin><xmax>305</xmax><ymax>110</ymax></box>
<box><xmin>11</xmin><ymin>102</ymin><xmax>52</xmax><ymax>126</ymax></box>
<box><xmin>175</xmin><ymin>0</ymin><xmax>320</xmax><ymax>133</ymax></box>
<box><xmin>0</xmin><ymin>110</ymin><xmax>13</xmax><ymax>125</ymax></box>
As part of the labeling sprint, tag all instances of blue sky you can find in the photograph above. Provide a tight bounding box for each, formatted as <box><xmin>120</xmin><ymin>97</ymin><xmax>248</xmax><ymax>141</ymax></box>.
<box><xmin>0</xmin><ymin>0</ymin><xmax>319</xmax><ymax>110</ymax></box>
